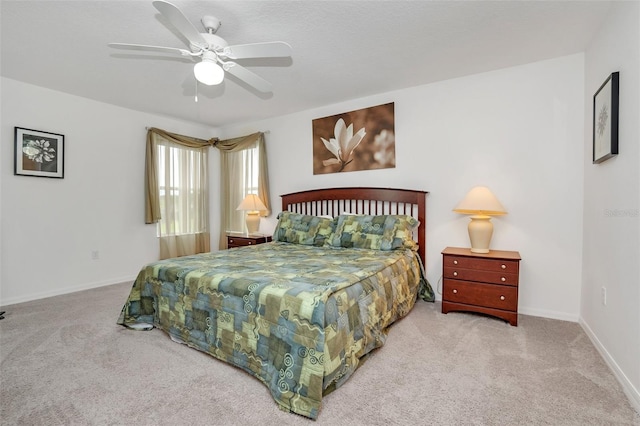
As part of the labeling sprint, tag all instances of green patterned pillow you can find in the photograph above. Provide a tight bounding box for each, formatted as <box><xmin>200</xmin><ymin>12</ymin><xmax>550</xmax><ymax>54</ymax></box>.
<box><xmin>328</xmin><ymin>214</ymin><xmax>419</xmax><ymax>251</ymax></box>
<box><xmin>273</xmin><ymin>211</ymin><xmax>335</xmax><ymax>246</ymax></box>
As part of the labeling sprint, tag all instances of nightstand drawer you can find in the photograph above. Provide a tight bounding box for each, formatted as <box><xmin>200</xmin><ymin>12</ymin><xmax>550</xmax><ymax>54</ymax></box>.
<box><xmin>443</xmin><ymin>266</ymin><xmax>519</xmax><ymax>286</ymax></box>
<box><xmin>227</xmin><ymin>233</ymin><xmax>272</xmax><ymax>249</ymax></box>
<box><xmin>443</xmin><ymin>279</ymin><xmax>518</xmax><ymax>311</ymax></box>
<box><xmin>444</xmin><ymin>255</ymin><xmax>519</xmax><ymax>274</ymax></box>
<box><xmin>229</xmin><ymin>237</ymin><xmax>251</xmax><ymax>247</ymax></box>
<box><xmin>229</xmin><ymin>237</ymin><xmax>260</xmax><ymax>247</ymax></box>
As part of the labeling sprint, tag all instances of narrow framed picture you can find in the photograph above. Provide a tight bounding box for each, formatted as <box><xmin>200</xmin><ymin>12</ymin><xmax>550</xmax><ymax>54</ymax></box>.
<box><xmin>14</xmin><ymin>127</ymin><xmax>65</xmax><ymax>178</ymax></box>
<box><xmin>592</xmin><ymin>72</ymin><xmax>619</xmax><ymax>164</ymax></box>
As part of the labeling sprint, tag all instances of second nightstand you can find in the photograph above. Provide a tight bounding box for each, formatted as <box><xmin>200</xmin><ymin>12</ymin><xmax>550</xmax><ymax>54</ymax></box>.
<box><xmin>441</xmin><ymin>247</ymin><xmax>521</xmax><ymax>326</ymax></box>
<box><xmin>226</xmin><ymin>232</ymin><xmax>272</xmax><ymax>249</ymax></box>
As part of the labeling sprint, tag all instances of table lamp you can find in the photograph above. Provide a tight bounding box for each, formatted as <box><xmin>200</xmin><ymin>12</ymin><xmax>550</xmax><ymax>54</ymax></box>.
<box><xmin>237</xmin><ymin>194</ymin><xmax>267</xmax><ymax>234</ymax></box>
<box><xmin>453</xmin><ymin>186</ymin><xmax>507</xmax><ymax>253</ymax></box>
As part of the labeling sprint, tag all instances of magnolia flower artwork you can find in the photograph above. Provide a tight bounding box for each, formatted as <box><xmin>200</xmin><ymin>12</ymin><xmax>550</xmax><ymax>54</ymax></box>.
<box><xmin>14</xmin><ymin>127</ymin><xmax>65</xmax><ymax>178</ymax></box>
<box><xmin>320</xmin><ymin>119</ymin><xmax>366</xmax><ymax>171</ymax></box>
<box><xmin>312</xmin><ymin>102</ymin><xmax>395</xmax><ymax>175</ymax></box>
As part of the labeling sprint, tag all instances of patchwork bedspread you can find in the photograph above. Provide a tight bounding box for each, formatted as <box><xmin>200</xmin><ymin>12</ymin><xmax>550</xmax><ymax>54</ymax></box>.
<box><xmin>117</xmin><ymin>242</ymin><xmax>427</xmax><ymax>419</ymax></box>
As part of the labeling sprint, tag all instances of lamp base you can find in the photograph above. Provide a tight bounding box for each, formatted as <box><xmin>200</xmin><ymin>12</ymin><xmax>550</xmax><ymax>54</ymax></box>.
<box><xmin>245</xmin><ymin>211</ymin><xmax>260</xmax><ymax>234</ymax></box>
<box><xmin>468</xmin><ymin>215</ymin><xmax>493</xmax><ymax>253</ymax></box>
<box><xmin>470</xmin><ymin>248</ymin><xmax>490</xmax><ymax>254</ymax></box>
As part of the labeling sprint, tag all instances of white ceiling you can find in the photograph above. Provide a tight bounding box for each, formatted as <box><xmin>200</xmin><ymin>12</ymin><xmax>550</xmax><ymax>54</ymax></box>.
<box><xmin>1</xmin><ymin>1</ymin><xmax>611</xmax><ymax>128</ymax></box>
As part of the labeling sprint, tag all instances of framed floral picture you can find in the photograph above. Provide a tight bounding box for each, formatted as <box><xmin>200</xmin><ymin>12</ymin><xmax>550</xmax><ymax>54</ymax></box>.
<box><xmin>14</xmin><ymin>127</ymin><xmax>65</xmax><ymax>178</ymax></box>
<box><xmin>593</xmin><ymin>72</ymin><xmax>619</xmax><ymax>164</ymax></box>
<box><xmin>312</xmin><ymin>102</ymin><xmax>395</xmax><ymax>174</ymax></box>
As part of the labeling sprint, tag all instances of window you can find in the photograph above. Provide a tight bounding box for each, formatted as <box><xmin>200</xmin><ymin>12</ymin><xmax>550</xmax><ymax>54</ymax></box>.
<box><xmin>144</xmin><ymin>129</ymin><xmax>211</xmax><ymax>259</ymax></box>
<box><xmin>240</xmin><ymin>145</ymin><xmax>259</xmax><ymax>202</ymax></box>
<box><xmin>225</xmin><ymin>144</ymin><xmax>260</xmax><ymax>233</ymax></box>
<box><xmin>156</xmin><ymin>141</ymin><xmax>208</xmax><ymax>238</ymax></box>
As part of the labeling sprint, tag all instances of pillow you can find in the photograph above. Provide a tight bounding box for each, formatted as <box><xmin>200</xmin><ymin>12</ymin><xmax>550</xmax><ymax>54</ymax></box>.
<box><xmin>328</xmin><ymin>214</ymin><xmax>419</xmax><ymax>251</ymax></box>
<box><xmin>273</xmin><ymin>211</ymin><xmax>335</xmax><ymax>246</ymax></box>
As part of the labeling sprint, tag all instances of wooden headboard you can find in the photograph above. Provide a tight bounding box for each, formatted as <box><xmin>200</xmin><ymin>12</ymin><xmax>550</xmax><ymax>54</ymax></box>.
<box><xmin>281</xmin><ymin>187</ymin><xmax>428</xmax><ymax>266</ymax></box>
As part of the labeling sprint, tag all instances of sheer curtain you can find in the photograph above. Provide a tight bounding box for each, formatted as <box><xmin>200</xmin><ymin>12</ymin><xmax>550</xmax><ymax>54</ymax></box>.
<box><xmin>214</xmin><ymin>132</ymin><xmax>271</xmax><ymax>249</ymax></box>
<box><xmin>145</xmin><ymin>128</ymin><xmax>216</xmax><ymax>259</ymax></box>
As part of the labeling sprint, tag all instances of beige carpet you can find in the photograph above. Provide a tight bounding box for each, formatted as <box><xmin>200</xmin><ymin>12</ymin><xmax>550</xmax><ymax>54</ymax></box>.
<box><xmin>1</xmin><ymin>282</ymin><xmax>638</xmax><ymax>425</ymax></box>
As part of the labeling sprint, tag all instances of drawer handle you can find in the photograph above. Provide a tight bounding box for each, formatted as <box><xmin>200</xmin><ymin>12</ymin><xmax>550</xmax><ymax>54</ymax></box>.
<box><xmin>229</xmin><ymin>239</ymin><xmax>234</xmax><ymax>243</ymax></box>
<box><xmin>452</xmin><ymin>289</ymin><xmax>458</xmax><ymax>294</ymax></box>
<box><xmin>453</xmin><ymin>271</ymin><xmax>458</xmax><ymax>277</ymax></box>
<box><xmin>501</xmin><ymin>277</ymin><xmax>506</xmax><ymax>282</ymax></box>
<box><xmin>501</xmin><ymin>264</ymin><xmax>506</xmax><ymax>270</ymax></box>
<box><xmin>248</xmin><ymin>242</ymin><xmax>252</xmax><ymax>245</ymax></box>
<box><xmin>500</xmin><ymin>295</ymin><xmax>505</xmax><ymax>301</ymax></box>
<box><xmin>453</xmin><ymin>260</ymin><xmax>458</xmax><ymax>265</ymax></box>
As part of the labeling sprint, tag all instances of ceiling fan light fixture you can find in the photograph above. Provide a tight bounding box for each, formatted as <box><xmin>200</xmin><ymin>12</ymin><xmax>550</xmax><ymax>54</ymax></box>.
<box><xmin>194</xmin><ymin>55</ymin><xmax>224</xmax><ymax>86</ymax></box>
<box><xmin>108</xmin><ymin>1</ymin><xmax>292</xmax><ymax>93</ymax></box>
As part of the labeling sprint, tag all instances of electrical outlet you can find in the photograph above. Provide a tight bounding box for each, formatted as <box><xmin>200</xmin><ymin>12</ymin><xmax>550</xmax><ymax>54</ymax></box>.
<box><xmin>601</xmin><ymin>287</ymin><xmax>607</xmax><ymax>306</ymax></box>
<box><xmin>91</xmin><ymin>250</ymin><xmax>100</xmax><ymax>260</ymax></box>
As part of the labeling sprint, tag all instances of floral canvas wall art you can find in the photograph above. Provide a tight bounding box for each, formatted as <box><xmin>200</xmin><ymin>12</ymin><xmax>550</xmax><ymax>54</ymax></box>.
<box><xmin>14</xmin><ymin>127</ymin><xmax>65</xmax><ymax>178</ymax></box>
<box><xmin>312</xmin><ymin>102</ymin><xmax>395</xmax><ymax>174</ymax></box>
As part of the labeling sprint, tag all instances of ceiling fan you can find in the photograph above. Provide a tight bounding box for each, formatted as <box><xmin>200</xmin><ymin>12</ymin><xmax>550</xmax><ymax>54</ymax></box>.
<box><xmin>108</xmin><ymin>0</ymin><xmax>292</xmax><ymax>93</ymax></box>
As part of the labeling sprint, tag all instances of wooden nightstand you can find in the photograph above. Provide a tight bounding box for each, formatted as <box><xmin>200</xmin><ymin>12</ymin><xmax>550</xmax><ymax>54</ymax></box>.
<box><xmin>441</xmin><ymin>247</ymin><xmax>521</xmax><ymax>326</ymax></box>
<box><xmin>226</xmin><ymin>232</ymin><xmax>272</xmax><ymax>249</ymax></box>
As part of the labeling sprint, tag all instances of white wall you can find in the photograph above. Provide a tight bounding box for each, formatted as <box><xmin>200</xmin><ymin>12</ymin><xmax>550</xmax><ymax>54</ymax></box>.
<box><xmin>0</xmin><ymin>78</ymin><xmax>3</xmax><ymax>309</ymax></box>
<box><xmin>581</xmin><ymin>2</ymin><xmax>640</xmax><ymax>411</ymax></box>
<box><xmin>0</xmin><ymin>78</ymin><xmax>216</xmax><ymax>305</ymax></box>
<box><xmin>221</xmin><ymin>54</ymin><xmax>586</xmax><ymax>322</ymax></box>
<box><xmin>1</xmin><ymin>54</ymin><xmax>587</xmax><ymax>323</ymax></box>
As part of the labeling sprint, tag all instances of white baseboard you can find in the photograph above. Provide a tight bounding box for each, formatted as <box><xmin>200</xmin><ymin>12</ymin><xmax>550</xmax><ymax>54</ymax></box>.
<box><xmin>431</xmin><ymin>298</ymin><xmax>580</xmax><ymax>323</ymax></box>
<box><xmin>580</xmin><ymin>318</ymin><xmax>640</xmax><ymax>415</ymax></box>
<box><xmin>0</xmin><ymin>276</ymin><xmax>135</xmax><ymax>307</ymax></box>
<box><xmin>519</xmin><ymin>306</ymin><xmax>579</xmax><ymax>323</ymax></box>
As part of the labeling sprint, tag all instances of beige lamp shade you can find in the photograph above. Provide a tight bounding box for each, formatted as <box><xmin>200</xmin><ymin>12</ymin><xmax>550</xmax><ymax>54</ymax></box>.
<box><xmin>237</xmin><ymin>194</ymin><xmax>267</xmax><ymax>234</ymax></box>
<box><xmin>453</xmin><ymin>186</ymin><xmax>507</xmax><ymax>253</ymax></box>
<box><xmin>453</xmin><ymin>186</ymin><xmax>507</xmax><ymax>216</ymax></box>
<box><xmin>237</xmin><ymin>194</ymin><xmax>267</xmax><ymax>212</ymax></box>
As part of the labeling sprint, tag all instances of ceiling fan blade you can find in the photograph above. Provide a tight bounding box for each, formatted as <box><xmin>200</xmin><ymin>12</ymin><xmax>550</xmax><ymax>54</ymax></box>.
<box><xmin>108</xmin><ymin>43</ymin><xmax>193</xmax><ymax>56</ymax></box>
<box><xmin>152</xmin><ymin>0</ymin><xmax>207</xmax><ymax>49</ymax></box>
<box><xmin>221</xmin><ymin>41</ymin><xmax>292</xmax><ymax>60</ymax></box>
<box><xmin>222</xmin><ymin>62</ymin><xmax>273</xmax><ymax>93</ymax></box>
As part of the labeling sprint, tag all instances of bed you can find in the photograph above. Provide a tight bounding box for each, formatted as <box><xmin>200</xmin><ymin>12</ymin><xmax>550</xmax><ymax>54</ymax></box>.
<box><xmin>118</xmin><ymin>187</ymin><xmax>434</xmax><ymax>419</ymax></box>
